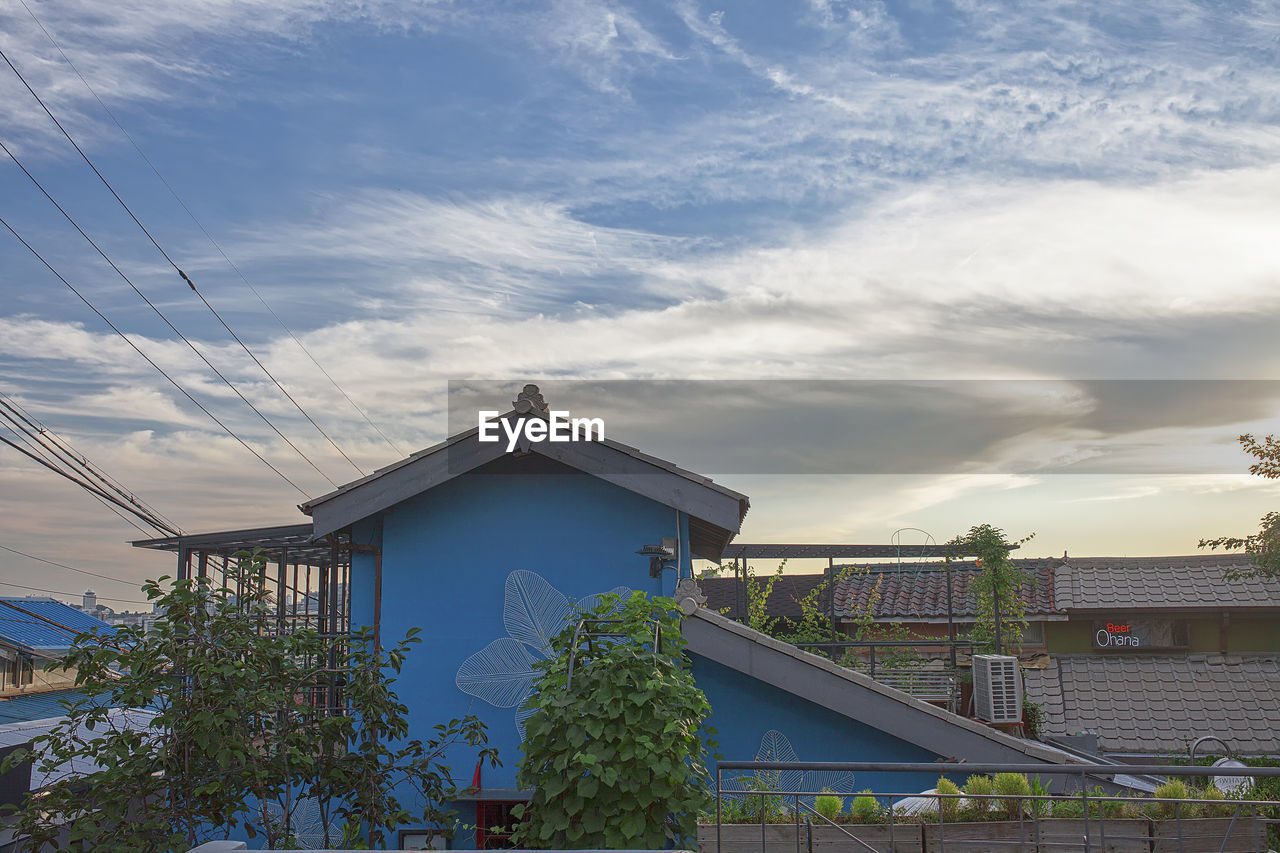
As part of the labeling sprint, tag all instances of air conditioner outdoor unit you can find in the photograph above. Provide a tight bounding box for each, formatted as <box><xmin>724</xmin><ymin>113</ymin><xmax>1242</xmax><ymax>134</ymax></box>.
<box><xmin>972</xmin><ymin>654</ymin><xmax>1022</xmax><ymax>724</ymax></box>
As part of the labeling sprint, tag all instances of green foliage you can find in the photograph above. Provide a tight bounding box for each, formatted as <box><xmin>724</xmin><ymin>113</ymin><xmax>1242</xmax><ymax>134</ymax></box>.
<box><xmin>0</xmin><ymin>552</ymin><xmax>497</xmax><ymax>852</ymax></box>
<box><xmin>947</xmin><ymin>525</ymin><xmax>1035</xmax><ymax>654</ymax></box>
<box><xmin>1022</xmin><ymin>698</ymin><xmax>1044</xmax><ymax>740</ymax></box>
<box><xmin>512</xmin><ymin>590</ymin><xmax>715</xmax><ymax>849</ymax></box>
<box><xmin>1199</xmin><ymin>786</ymin><xmax>1231</xmax><ymax>818</ymax></box>
<box><xmin>1026</xmin><ymin>775</ymin><xmax>1051</xmax><ymax>817</ymax></box>
<box><xmin>744</xmin><ymin>560</ymin><xmax>785</xmax><ymax>636</ymax></box>
<box><xmin>962</xmin><ymin>775</ymin><xmax>994</xmax><ymax>818</ymax></box>
<box><xmin>814</xmin><ymin>790</ymin><xmax>843</xmax><ymax>822</ymax></box>
<box><xmin>1150</xmin><ymin>779</ymin><xmax>1192</xmax><ymax>819</ymax></box>
<box><xmin>992</xmin><ymin>772</ymin><xmax>1032</xmax><ymax>820</ymax></box>
<box><xmin>935</xmin><ymin>777</ymin><xmax>961</xmax><ymax>821</ymax></box>
<box><xmin>849</xmin><ymin>790</ymin><xmax>881</xmax><ymax>824</ymax></box>
<box><xmin>1049</xmin><ymin>787</ymin><xmax>1124</xmax><ymax>820</ymax></box>
<box><xmin>1200</xmin><ymin>434</ymin><xmax>1280</xmax><ymax>580</ymax></box>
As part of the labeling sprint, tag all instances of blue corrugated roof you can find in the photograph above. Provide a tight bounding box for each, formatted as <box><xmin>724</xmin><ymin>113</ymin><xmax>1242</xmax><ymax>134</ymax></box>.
<box><xmin>0</xmin><ymin>598</ymin><xmax>114</xmax><ymax>652</ymax></box>
<box><xmin>0</xmin><ymin>689</ymin><xmax>89</xmax><ymax>724</ymax></box>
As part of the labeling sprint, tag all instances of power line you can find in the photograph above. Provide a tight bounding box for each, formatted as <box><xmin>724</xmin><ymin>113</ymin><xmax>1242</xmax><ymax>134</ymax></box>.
<box><xmin>0</xmin><ymin>543</ymin><xmax>149</xmax><ymax>588</ymax></box>
<box><xmin>0</xmin><ymin>393</ymin><xmax>180</xmax><ymax>534</ymax></box>
<box><xmin>0</xmin><ymin>140</ymin><xmax>334</xmax><ymax>492</ymax></box>
<box><xmin>0</xmin><ymin>580</ymin><xmax>148</xmax><ymax>605</ymax></box>
<box><xmin>0</xmin><ymin>41</ymin><xmax>376</xmax><ymax>473</ymax></box>
<box><xmin>0</xmin><ymin>432</ymin><xmax>174</xmax><ymax>533</ymax></box>
<box><xmin>0</xmin><ymin>408</ymin><xmax>154</xmax><ymax>536</ymax></box>
<box><xmin>0</xmin><ymin>215</ymin><xmax>311</xmax><ymax>497</ymax></box>
<box><xmin>12</xmin><ymin>0</ymin><xmax>404</xmax><ymax>458</ymax></box>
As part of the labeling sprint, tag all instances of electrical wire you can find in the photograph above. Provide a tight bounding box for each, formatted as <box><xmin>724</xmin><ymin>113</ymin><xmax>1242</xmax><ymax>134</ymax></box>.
<box><xmin>0</xmin><ymin>404</ymin><xmax>173</xmax><ymax>535</ymax></box>
<box><xmin>1</xmin><ymin>394</ymin><xmax>178</xmax><ymax>530</ymax></box>
<box><xmin>0</xmin><ymin>41</ymin><xmax>376</xmax><ymax>472</ymax></box>
<box><xmin>0</xmin><ymin>580</ymin><xmax>148</xmax><ymax>605</ymax></box>
<box><xmin>0</xmin><ymin>543</ymin><xmax>150</xmax><ymax>588</ymax></box>
<box><xmin>0</xmin><ymin>215</ymin><xmax>311</xmax><ymax>497</ymax></box>
<box><xmin>0</xmin><ymin>393</ymin><xmax>180</xmax><ymax>535</ymax></box>
<box><xmin>0</xmin><ymin>142</ymin><xmax>334</xmax><ymax>491</ymax></box>
<box><xmin>0</xmin><ymin>412</ymin><xmax>154</xmax><ymax>536</ymax></box>
<box><xmin>0</xmin><ymin>432</ymin><xmax>174</xmax><ymax>532</ymax></box>
<box><xmin>0</xmin><ymin>134</ymin><xmax>336</xmax><ymax>489</ymax></box>
<box><xmin>13</xmin><ymin>0</ymin><xmax>403</xmax><ymax>457</ymax></box>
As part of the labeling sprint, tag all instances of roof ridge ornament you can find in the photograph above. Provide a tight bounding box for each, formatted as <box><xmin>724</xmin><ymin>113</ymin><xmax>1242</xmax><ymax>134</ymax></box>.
<box><xmin>512</xmin><ymin>383</ymin><xmax>548</xmax><ymax>415</ymax></box>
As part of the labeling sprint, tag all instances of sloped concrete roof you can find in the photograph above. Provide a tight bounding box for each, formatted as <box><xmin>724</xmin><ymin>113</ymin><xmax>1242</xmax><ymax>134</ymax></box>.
<box><xmin>683</xmin><ymin>606</ymin><xmax>1076</xmax><ymax>765</ymax></box>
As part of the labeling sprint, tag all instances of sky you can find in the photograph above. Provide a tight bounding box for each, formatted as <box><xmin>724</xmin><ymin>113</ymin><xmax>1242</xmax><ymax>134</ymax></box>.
<box><xmin>1</xmin><ymin>0</ymin><xmax>1279</xmax><ymax>606</ymax></box>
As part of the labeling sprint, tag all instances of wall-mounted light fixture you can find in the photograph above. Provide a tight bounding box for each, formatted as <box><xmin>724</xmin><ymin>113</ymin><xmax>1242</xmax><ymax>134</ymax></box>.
<box><xmin>636</xmin><ymin>542</ymin><xmax>675</xmax><ymax>578</ymax></box>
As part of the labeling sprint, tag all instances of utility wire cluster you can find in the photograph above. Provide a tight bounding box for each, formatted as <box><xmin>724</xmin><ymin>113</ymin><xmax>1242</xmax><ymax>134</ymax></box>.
<box><xmin>0</xmin><ymin>9</ymin><xmax>406</xmax><ymax>521</ymax></box>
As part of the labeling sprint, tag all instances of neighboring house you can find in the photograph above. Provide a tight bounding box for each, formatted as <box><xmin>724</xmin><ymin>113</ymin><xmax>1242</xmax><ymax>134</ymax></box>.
<box><xmin>0</xmin><ymin>597</ymin><xmax>112</xmax><ymax>714</ymax></box>
<box><xmin>0</xmin><ymin>598</ymin><xmax>120</xmax><ymax>826</ymax></box>
<box><xmin>705</xmin><ymin>555</ymin><xmax>1280</xmax><ymax>759</ymax></box>
<box><xmin>134</xmin><ymin>386</ymin><xmax>1078</xmax><ymax>847</ymax></box>
<box><xmin>1025</xmin><ymin>555</ymin><xmax>1280</xmax><ymax>759</ymax></box>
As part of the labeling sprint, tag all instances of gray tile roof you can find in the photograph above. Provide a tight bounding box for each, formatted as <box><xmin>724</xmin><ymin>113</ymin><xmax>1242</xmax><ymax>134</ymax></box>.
<box><xmin>835</xmin><ymin>559</ymin><xmax>1061</xmax><ymax>619</ymax></box>
<box><xmin>1055</xmin><ymin>554</ymin><xmax>1280</xmax><ymax>610</ymax></box>
<box><xmin>1023</xmin><ymin>654</ymin><xmax>1280</xmax><ymax>755</ymax></box>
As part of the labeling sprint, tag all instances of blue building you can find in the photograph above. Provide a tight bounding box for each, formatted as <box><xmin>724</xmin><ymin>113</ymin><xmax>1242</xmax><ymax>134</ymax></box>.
<box><xmin>136</xmin><ymin>386</ymin><xmax>1071</xmax><ymax>846</ymax></box>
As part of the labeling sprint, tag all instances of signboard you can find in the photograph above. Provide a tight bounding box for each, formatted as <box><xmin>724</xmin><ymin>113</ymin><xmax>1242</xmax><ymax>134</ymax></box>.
<box><xmin>1093</xmin><ymin>619</ymin><xmax>1180</xmax><ymax>649</ymax></box>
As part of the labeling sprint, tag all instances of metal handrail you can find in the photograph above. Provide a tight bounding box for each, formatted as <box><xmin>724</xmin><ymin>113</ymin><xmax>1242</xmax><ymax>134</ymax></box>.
<box><xmin>713</xmin><ymin>761</ymin><xmax>1280</xmax><ymax>853</ymax></box>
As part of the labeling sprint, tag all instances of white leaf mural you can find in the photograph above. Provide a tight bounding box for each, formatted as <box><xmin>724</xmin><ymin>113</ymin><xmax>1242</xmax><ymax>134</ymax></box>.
<box><xmin>455</xmin><ymin>638</ymin><xmax>539</xmax><ymax>708</ymax></box>
<box><xmin>503</xmin><ymin>570</ymin><xmax>573</xmax><ymax>655</ymax></box>
<box><xmin>457</xmin><ymin>570</ymin><xmax>632</xmax><ymax>739</ymax></box>
<box><xmin>724</xmin><ymin>729</ymin><xmax>859</xmax><ymax>810</ymax></box>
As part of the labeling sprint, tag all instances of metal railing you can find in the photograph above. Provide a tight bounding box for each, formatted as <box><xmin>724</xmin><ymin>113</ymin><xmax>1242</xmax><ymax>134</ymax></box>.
<box><xmin>711</xmin><ymin>761</ymin><xmax>1280</xmax><ymax>853</ymax></box>
<box><xmin>792</xmin><ymin>641</ymin><xmax>978</xmax><ymax>711</ymax></box>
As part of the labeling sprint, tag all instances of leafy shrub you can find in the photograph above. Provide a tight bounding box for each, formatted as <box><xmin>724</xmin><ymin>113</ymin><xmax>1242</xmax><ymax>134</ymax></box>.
<box><xmin>814</xmin><ymin>790</ymin><xmax>843</xmax><ymax>823</ymax></box>
<box><xmin>992</xmin><ymin>773</ymin><xmax>1032</xmax><ymax>820</ymax></box>
<box><xmin>963</xmin><ymin>775</ymin><xmax>995</xmax><ymax>819</ymax></box>
<box><xmin>513</xmin><ymin>591</ymin><xmax>715</xmax><ymax>848</ymax></box>
<box><xmin>935</xmin><ymin>777</ymin><xmax>961</xmax><ymax>821</ymax></box>
<box><xmin>849</xmin><ymin>790</ymin><xmax>882</xmax><ymax>824</ymax></box>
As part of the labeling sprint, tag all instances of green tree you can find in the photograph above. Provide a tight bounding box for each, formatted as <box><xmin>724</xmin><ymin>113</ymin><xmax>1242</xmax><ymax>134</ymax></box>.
<box><xmin>947</xmin><ymin>525</ymin><xmax>1035</xmax><ymax>654</ymax></box>
<box><xmin>512</xmin><ymin>590</ymin><xmax>715</xmax><ymax>849</ymax></box>
<box><xmin>1200</xmin><ymin>434</ymin><xmax>1280</xmax><ymax>580</ymax></box>
<box><xmin>2</xmin><ymin>552</ymin><xmax>496</xmax><ymax>852</ymax></box>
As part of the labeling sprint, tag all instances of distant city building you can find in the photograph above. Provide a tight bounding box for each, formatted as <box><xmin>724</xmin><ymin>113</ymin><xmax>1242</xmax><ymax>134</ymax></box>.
<box><xmin>81</xmin><ymin>589</ymin><xmax>96</xmax><ymax>611</ymax></box>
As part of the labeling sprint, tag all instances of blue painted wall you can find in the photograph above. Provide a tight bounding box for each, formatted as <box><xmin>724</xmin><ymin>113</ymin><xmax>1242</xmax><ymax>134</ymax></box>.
<box><xmin>693</xmin><ymin>656</ymin><xmax>945</xmax><ymax>800</ymax></box>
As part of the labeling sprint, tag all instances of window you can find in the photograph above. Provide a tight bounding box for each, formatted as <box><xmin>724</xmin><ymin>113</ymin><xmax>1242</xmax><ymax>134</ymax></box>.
<box><xmin>1021</xmin><ymin>621</ymin><xmax>1045</xmax><ymax>646</ymax></box>
<box><xmin>475</xmin><ymin>801</ymin><xmax>524</xmax><ymax>850</ymax></box>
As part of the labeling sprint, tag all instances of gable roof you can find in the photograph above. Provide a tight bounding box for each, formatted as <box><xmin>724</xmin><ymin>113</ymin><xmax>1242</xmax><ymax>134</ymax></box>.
<box><xmin>0</xmin><ymin>598</ymin><xmax>113</xmax><ymax>653</ymax></box>
<box><xmin>683</xmin><ymin>605</ymin><xmax>1076</xmax><ymax>766</ymax></box>
<box><xmin>1054</xmin><ymin>554</ymin><xmax>1280</xmax><ymax>611</ymax></box>
<box><xmin>1024</xmin><ymin>653</ymin><xmax>1280</xmax><ymax>755</ymax></box>
<box><xmin>300</xmin><ymin>410</ymin><xmax>750</xmax><ymax>561</ymax></box>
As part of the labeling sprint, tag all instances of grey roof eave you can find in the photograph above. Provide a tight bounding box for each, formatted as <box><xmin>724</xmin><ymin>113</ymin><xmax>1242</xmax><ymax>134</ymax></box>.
<box><xmin>682</xmin><ymin>607</ymin><xmax>1078</xmax><ymax>766</ymax></box>
<box><xmin>301</xmin><ymin>411</ymin><xmax>749</xmax><ymax>547</ymax></box>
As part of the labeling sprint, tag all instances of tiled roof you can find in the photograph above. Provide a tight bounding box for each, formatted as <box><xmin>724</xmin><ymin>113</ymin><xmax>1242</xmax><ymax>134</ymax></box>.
<box><xmin>699</xmin><ymin>573</ymin><xmax>828</xmax><ymax>623</ymax></box>
<box><xmin>0</xmin><ymin>597</ymin><xmax>114</xmax><ymax>652</ymax></box>
<box><xmin>0</xmin><ymin>689</ymin><xmax>88</xmax><ymax>724</ymax></box>
<box><xmin>1054</xmin><ymin>555</ymin><xmax>1280</xmax><ymax>610</ymax></box>
<box><xmin>1023</xmin><ymin>654</ymin><xmax>1280</xmax><ymax>755</ymax></box>
<box><xmin>834</xmin><ymin>559</ymin><xmax>1063</xmax><ymax>620</ymax></box>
